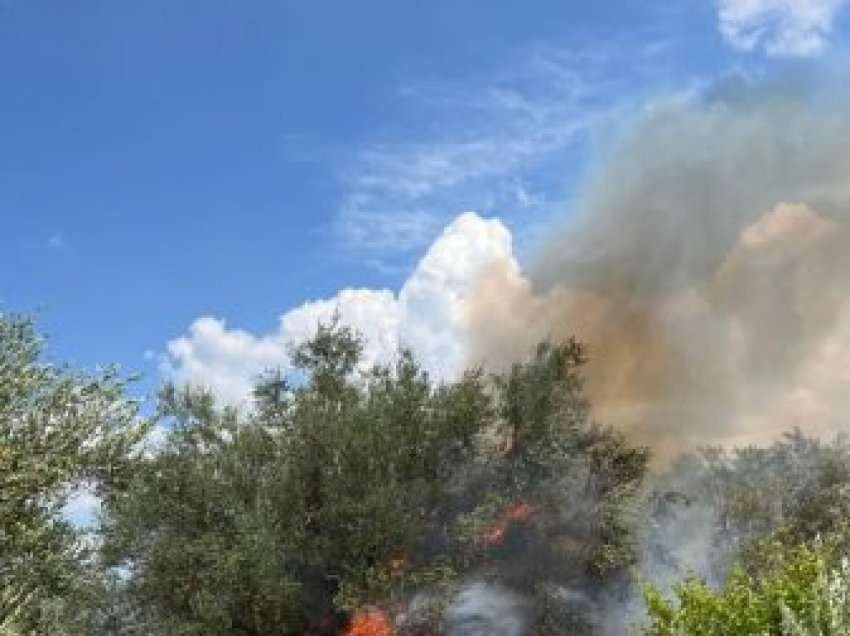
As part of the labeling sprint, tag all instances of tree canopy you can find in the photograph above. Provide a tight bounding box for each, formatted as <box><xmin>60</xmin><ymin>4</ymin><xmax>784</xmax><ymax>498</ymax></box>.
<box><xmin>0</xmin><ymin>315</ymin><xmax>148</xmax><ymax>633</ymax></box>
<box><xmin>7</xmin><ymin>313</ymin><xmax>850</xmax><ymax>636</ymax></box>
<box><xmin>98</xmin><ymin>319</ymin><xmax>649</xmax><ymax>635</ymax></box>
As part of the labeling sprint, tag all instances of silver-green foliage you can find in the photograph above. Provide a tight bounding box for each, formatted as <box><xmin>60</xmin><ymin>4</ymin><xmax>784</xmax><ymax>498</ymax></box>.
<box><xmin>779</xmin><ymin>556</ymin><xmax>850</xmax><ymax>636</ymax></box>
<box><xmin>0</xmin><ymin>315</ymin><xmax>148</xmax><ymax>632</ymax></box>
<box><xmin>642</xmin><ymin>540</ymin><xmax>850</xmax><ymax>636</ymax></box>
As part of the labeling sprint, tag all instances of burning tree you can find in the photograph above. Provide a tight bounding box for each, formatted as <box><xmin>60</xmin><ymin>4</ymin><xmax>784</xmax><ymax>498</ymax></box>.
<box><xmin>98</xmin><ymin>319</ymin><xmax>650</xmax><ymax>636</ymax></box>
<box><xmin>344</xmin><ymin>608</ymin><xmax>395</xmax><ymax>636</ymax></box>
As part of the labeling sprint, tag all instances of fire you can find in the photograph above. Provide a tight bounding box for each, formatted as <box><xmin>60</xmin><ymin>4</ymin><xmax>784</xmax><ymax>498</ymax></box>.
<box><xmin>482</xmin><ymin>501</ymin><xmax>534</xmax><ymax>546</ymax></box>
<box><xmin>344</xmin><ymin>608</ymin><xmax>395</xmax><ymax>636</ymax></box>
<box><xmin>387</xmin><ymin>557</ymin><xmax>405</xmax><ymax>577</ymax></box>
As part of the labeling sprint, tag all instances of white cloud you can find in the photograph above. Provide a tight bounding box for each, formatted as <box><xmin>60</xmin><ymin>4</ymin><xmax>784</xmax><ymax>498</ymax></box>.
<box><xmin>397</xmin><ymin>212</ymin><xmax>518</xmax><ymax>379</ymax></box>
<box><xmin>162</xmin><ymin>212</ymin><xmax>518</xmax><ymax>406</ymax></box>
<box><xmin>718</xmin><ymin>0</ymin><xmax>849</xmax><ymax>56</ymax></box>
<box><xmin>163</xmin><ymin>318</ymin><xmax>288</xmax><ymax>406</ymax></box>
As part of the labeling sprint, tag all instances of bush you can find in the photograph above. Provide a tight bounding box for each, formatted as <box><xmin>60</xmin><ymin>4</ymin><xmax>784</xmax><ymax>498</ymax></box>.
<box><xmin>641</xmin><ymin>539</ymin><xmax>850</xmax><ymax>635</ymax></box>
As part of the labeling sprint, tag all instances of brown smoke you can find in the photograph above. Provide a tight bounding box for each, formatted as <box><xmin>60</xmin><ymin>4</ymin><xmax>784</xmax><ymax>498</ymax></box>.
<box><xmin>468</xmin><ymin>78</ymin><xmax>850</xmax><ymax>462</ymax></box>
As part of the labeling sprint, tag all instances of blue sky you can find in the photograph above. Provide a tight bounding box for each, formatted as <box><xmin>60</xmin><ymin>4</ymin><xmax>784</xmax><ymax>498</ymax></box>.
<box><xmin>2</xmin><ymin>0</ymin><xmax>849</xmax><ymax>404</ymax></box>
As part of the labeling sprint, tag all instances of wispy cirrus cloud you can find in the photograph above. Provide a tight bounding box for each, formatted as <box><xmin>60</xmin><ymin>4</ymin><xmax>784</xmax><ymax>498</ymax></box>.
<box><xmin>333</xmin><ymin>41</ymin><xmax>680</xmax><ymax>264</ymax></box>
<box><xmin>47</xmin><ymin>233</ymin><xmax>66</xmax><ymax>250</ymax></box>
<box><xmin>718</xmin><ymin>0</ymin><xmax>849</xmax><ymax>56</ymax></box>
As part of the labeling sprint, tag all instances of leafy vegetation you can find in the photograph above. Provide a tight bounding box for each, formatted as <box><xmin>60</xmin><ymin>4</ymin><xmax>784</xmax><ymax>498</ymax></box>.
<box><xmin>642</xmin><ymin>539</ymin><xmax>850</xmax><ymax>635</ymax></box>
<box><xmin>0</xmin><ymin>315</ymin><xmax>148</xmax><ymax>633</ymax></box>
<box><xmin>97</xmin><ymin>319</ymin><xmax>648</xmax><ymax>635</ymax></box>
<box><xmin>6</xmin><ymin>312</ymin><xmax>850</xmax><ymax>635</ymax></box>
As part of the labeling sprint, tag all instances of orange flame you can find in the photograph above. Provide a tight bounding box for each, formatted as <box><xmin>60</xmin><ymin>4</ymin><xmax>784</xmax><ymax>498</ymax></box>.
<box><xmin>482</xmin><ymin>501</ymin><xmax>534</xmax><ymax>546</ymax></box>
<box><xmin>344</xmin><ymin>608</ymin><xmax>395</xmax><ymax>636</ymax></box>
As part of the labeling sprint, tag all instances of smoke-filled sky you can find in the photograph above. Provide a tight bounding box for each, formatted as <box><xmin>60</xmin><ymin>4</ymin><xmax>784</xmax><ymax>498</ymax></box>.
<box><xmin>468</xmin><ymin>84</ymin><xmax>850</xmax><ymax>459</ymax></box>
<box><xmin>5</xmin><ymin>1</ymin><xmax>850</xmax><ymax>474</ymax></box>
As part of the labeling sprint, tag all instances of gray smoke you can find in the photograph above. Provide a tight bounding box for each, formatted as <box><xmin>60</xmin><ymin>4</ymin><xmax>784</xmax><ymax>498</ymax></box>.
<box><xmin>446</xmin><ymin>583</ymin><xmax>526</xmax><ymax>636</ymax></box>
<box><xmin>468</xmin><ymin>74</ymin><xmax>850</xmax><ymax>462</ymax></box>
<box><xmin>407</xmin><ymin>73</ymin><xmax>850</xmax><ymax>636</ymax></box>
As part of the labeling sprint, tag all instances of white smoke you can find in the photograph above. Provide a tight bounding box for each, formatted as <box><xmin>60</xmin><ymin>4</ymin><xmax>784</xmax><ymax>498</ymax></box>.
<box><xmin>446</xmin><ymin>583</ymin><xmax>526</xmax><ymax>636</ymax></box>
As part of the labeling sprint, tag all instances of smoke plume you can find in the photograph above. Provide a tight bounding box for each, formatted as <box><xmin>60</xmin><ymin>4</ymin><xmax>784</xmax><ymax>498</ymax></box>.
<box><xmin>445</xmin><ymin>583</ymin><xmax>526</xmax><ymax>636</ymax></box>
<box><xmin>468</xmin><ymin>76</ymin><xmax>850</xmax><ymax>461</ymax></box>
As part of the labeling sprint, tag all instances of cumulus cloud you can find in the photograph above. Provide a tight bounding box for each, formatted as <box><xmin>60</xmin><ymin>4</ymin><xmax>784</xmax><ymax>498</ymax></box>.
<box><xmin>718</xmin><ymin>0</ymin><xmax>849</xmax><ymax>56</ymax></box>
<box><xmin>162</xmin><ymin>212</ymin><xmax>517</xmax><ymax>406</ymax></box>
<box><xmin>163</xmin><ymin>318</ymin><xmax>289</xmax><ymax>406</ymax></box>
